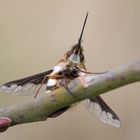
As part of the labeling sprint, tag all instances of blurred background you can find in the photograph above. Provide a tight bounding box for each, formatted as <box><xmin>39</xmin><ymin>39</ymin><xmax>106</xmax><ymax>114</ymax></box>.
<box><xmin>0</xmin><ymin>0</ymin><xmax>140</xmax><ymax>140</ymax></box>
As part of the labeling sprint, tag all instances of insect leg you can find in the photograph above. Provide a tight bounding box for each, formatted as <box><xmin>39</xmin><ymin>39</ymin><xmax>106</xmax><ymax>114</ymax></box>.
<box><xmin>74</xmin><ymin>66</ymin><xmax>108</xmax><ymax>75</ymax></box>
<box><xmin>34</xmin><ymin>74</ymin><xmax>49</xmax><ymax>98</ymax></box>
<box><xmin>58</xmin><ymin>71</ymin><xmax>73</xmax><ymax>95</ymax></box>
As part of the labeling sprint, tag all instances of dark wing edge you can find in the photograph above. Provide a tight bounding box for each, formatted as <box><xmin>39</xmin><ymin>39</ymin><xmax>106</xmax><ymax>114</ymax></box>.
<box><xmin>83</xmin><ymin>95</ymin><xmax>121</xmax><ymax>128</ymax></box>
<box><xmin>0</xmin><ymin>69</ymin><xmax>53</xmax><ymax>96</ymax></box>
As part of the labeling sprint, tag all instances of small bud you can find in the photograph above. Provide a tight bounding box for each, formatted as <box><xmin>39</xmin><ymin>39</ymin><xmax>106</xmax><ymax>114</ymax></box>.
<box><xmin>0</xmin><ymin>117</ymin><xmax>12</xmax><ymax>132</ymax></box>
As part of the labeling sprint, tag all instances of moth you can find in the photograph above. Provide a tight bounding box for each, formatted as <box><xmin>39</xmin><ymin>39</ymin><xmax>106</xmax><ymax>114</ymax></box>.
<box><xmin>0</xmin><ymin>12</ymin><xmax>121</xmax><ymax>128</ymax></box>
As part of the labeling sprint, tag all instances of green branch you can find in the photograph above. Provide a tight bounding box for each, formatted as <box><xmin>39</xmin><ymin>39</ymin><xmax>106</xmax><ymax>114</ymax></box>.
<box><xmin>0</xmin><ymin>60</ymin><xmax>140</xmax><ymax>132</ymax></box>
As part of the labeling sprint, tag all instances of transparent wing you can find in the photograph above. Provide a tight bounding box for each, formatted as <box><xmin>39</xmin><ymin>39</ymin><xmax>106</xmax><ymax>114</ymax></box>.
<box><xmin>0</xmin><ymin>69</ymin><xmax>53</xmax><ymax>96</ymax></box>
<box><xmin>83</xmin><ymin>95</ymin><xmax>121</xmax><ymax>128</ymax></box>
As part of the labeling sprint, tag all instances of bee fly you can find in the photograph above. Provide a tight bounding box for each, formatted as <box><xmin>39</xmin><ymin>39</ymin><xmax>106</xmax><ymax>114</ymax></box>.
<box><xmin>0</xmin><ymin>12</ymin><xmax>120</xmax><ymax>127</ymax></box>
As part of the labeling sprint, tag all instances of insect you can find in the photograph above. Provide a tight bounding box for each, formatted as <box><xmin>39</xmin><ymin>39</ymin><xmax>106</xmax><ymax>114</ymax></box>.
<box><xmin>0</xmin><ymin>12</ymin><xmax>120</xmax><ymax>128</ymax></box>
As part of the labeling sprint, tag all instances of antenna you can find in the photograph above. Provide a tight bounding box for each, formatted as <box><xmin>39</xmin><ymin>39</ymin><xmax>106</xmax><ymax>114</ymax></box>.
<box><xmin>78</xmin><ymin>12</ymin><xmax>89</xmax><ymax>47</ymax></box>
